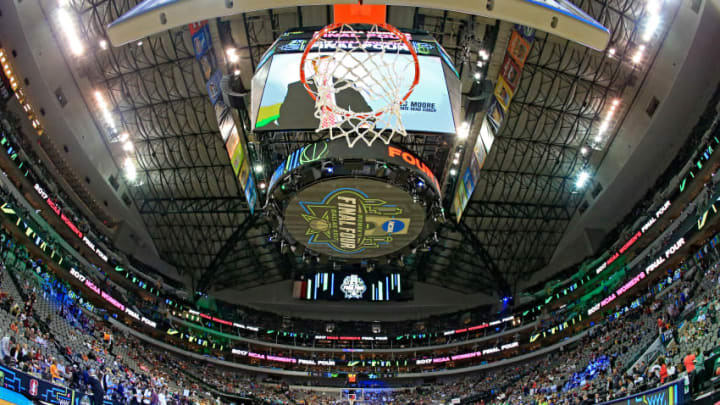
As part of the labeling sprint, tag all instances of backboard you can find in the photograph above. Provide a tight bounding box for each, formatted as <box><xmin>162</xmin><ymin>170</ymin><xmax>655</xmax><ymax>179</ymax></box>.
<box><xmin>108</xmin><ymin>0</ymin><xmax>610</xmax><ymax>51</ymax></box>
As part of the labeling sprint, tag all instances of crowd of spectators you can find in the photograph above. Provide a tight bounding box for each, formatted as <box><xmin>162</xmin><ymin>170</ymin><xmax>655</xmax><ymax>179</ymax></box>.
<box><xmin>2</xmin><ymin>229</ymin><xmax>719</xmax><ymax>405</ymax></box>
<box><xmin>1</xmin><ymin>99</ymin><xmax>720</xmax><ymax>405</ymax></box>
<box><xmin>0</xmin><ymin>182</ymin><xmax>717</xmax><ymax>405</ymax></box>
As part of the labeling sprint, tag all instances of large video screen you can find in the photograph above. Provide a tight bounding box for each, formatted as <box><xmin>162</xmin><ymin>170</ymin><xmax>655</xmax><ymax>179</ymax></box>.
<box><xmin>254</xmin><ymin>52</ymin><xmax>456</xmax><ymax>133</ymax></box>
<box><xmin>293</xmin><ymin>271</ymin><xmax>412</xmax><ymax>301</ymax></box>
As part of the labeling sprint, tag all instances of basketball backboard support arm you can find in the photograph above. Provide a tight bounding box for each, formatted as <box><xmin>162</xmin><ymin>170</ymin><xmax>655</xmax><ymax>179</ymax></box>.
<box><xmin>107</xmin><ymin>0</ymin><xmax>610</xmax><ymax>51</ymax></box>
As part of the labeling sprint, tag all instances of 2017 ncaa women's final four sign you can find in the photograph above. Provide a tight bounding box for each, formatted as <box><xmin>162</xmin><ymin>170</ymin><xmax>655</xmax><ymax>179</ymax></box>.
<box><xmin>285</xmin><ymin>178</ymin><xmax>426</xmax><ymax>258</ymax></box>
<box><xmin>265</xmin><ymin>139</ymin><xmax>442</xmax><ymax>260</ymax></box>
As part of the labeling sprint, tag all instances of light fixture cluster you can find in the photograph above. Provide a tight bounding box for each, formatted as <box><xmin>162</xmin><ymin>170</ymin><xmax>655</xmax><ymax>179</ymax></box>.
<box><xmin>55</xmin><ymin>4</ymin><xmax>138</xmax><ymax>184</ymax></box>
<box><xmin>450</xmin><ymin>121</ymin><xmax>470</xmax><ymax>177</ymax></box>
<box><xmin>633</xmin><ymin>0</ymin><xmax>663</xmax><ymax>65</ymax></box>
<box><xmin>575</xmin><ymin>170</ymin><xmax>590</xmax><ymax>189</ymax></box>
<box><xmin>226</xmin><ymin>48</ymin><xmax>240</xmax><ymax>64</ymax></box>
<box><xmin>94</xmin><ymin>90</ymin><xmax>137</xmax><ymax>181</ymax></box>
<box><xmin>457</xmin><ymin>121</ymin><xmax>469</xmax><ymax>140</ymax></box>
<box><xmin>254</xmin><ymin>163</ymin><xmax>267</xmax><ymax>190</ymax></box>
<box><xmin>449</xmin><ymin>150</ymin><xmax>461</xmax><ymax>177</ymax></box>
<box><xmin>579</xmin><ymin>0</ymin><xmax>664</xmax><ymax>192</ymax></box>
<box><xmin>642</xmin><ymin>0</ymin><xmax>663</xmax><ymax>42</ymax></box>
<box><xmin>57</xmin><ymin>7</ymin><xmax>84</xmax><ymax>56</ymax></box>
<box><xmin>596</xmin><ymin>0</ymin><xmax>665</xmax><ymax>147</ymax></box>
<box><xmin>474</xmin><ymin>48</ymin><xmax>489</xmax><ymax>81</ymax></box>
<box><xmin>594</xmin><ymin>98</ymin><xmax>620</xmax><ymax>144</ymax></box>
<box><xmin>94</xmin><ymin>91</ymin><xmax>116</xmax><ymax>132</ymax></box>
<box><xmin>1</xmin><ymin>49</ymin><xmax>43</xmax><ymax>135</ymax></box>
<box><xmin>578</xmin><ymin>97</ymin><xmax>619</xmax><ymax>189</ymax></box>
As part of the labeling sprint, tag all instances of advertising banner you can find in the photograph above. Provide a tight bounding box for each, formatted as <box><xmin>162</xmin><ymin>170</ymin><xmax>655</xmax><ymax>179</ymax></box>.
<box><xmin>206</xmin><ymin>70</ymin><xmax>222</xmax><ymax>105</ymax></box>
<box><xmin>230</xmin><ymin>142</ymin><xmax>244</xmax><ymax>176</ymax></box>
<box><xmin>597</xmin><ymin>378</ymin><xmax>685</xmax><ymax>405</ymax></box>
<box><xmin>499</xmin><ymin>55</ymin><xmax>522</xmax><ymax>92</ymax></box>
<box><xmin>225</xmin><ymin>127</ymin><xmax>239</xmax><ymax>158</ymax></box>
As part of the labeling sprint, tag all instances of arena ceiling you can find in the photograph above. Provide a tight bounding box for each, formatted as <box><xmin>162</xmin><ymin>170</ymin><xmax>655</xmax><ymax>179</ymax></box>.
<box><xmin>71</xmin><ymin>0</ymin><xmax>648</xmax><ymax>297</ymax></box>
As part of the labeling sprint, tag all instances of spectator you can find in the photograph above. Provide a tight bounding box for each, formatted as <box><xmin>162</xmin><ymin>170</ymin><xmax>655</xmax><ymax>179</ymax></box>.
<box><xmin>659</xmin><ymin>357</ymin><xmax>668</xmax><ymax>384</ymax></box>
<box><xmin>1</xmin><ymin>335</ymin><xmax>15</xmax><ymax>363</ymax></box>
<box><xmin>50</xmin><ymin>357</ymin><xmax>61</xmax><ymax>383</ymax></box>
<box><xmin>88</xmin><ymin>369</ymin><xmax>105</xmax><ymax>405</ymax></box>
<box><xmin>684</xmin><ymin>351</ymin><xmax>696</xmax><ymax>373</ymax></box>
<box><xmin>695</xmin><ymin>348</ymin><xmax>705</xmax><ymax>375</ymax></box>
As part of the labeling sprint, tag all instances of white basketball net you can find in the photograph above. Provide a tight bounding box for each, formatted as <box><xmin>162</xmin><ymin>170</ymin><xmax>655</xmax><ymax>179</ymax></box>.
<box><xmin>302</xmin><ymin>24</ymin><xmax>418</xmax><ymax>147</ymax></box>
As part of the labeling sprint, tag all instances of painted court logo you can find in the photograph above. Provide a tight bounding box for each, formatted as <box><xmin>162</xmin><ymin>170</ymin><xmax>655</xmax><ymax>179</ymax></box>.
<box><xmin>340</xmin><ymin>275</ymin><xmax>367</xmax><ymax>299</ymax></box>
<box><xmin>298</xmin><ymin>188</ymin><xmax>410</xmax><ymax>255</ymax></box>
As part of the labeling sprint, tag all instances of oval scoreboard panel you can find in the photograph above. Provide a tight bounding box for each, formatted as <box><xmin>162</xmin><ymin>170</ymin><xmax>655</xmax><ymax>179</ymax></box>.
<box><xmin>284</xmin><ymin>178</ymin><xmax>426</xmax><ymax>259</ymax></box>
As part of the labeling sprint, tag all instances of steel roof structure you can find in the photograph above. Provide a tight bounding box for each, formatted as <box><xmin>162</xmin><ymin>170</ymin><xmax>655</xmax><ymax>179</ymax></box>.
<box><xmin>70</xmin><ymin>0</ymin><xmax>649</xmax><ymax>297</ymax></box>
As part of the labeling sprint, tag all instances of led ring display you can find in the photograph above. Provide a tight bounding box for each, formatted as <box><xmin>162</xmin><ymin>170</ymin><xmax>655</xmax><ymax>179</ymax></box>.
<box><xmin>268</xmin><ymin>140</ymin><xmax>440</xmax><ymax>259</ymax></box>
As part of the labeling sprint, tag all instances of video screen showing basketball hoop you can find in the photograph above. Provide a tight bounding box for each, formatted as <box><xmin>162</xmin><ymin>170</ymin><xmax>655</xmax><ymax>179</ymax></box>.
<box><xmin>251</xmin><ymin>28</ymin><xmax>460</xmax><ymax>134</ymax></box>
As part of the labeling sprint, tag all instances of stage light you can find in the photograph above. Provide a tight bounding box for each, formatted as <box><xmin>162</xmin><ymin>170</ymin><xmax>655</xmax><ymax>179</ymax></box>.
<box><xmin>450</xmin><ymin>168</ymin><xmax>457</xmax><ymax>176</ymax></box>
<box><xmin>454</xmin><ymin>152</ymin><xmax>460</xmax><ymax>158</ymax></box>
<box><xmin>259</xmin><ymin>182</ymin><xmax>267</xmax><ymax>190</ymax></box>
<box><xmin>122</xmin><ymin>141</ymin><xmax>134</xmax><ymax>152</ymax></box>
<box><xmin>608</xmin><ymin>48</ymin><xmax>616</xmax><ymax>56</ymax></box>
<box><xmin>580</xmin><ymin>146</ymin><xmax>588</xmax><ymax>155</ymax></box>
<box><xmin>576</xmin><ymin>171</ymin><xmax>590</xmax><ymax>188</ymax></box>
<box><xmin>99</xmin><ymin>40</ymin><xmax>108</xmax><ymax>50</ymax></box>
<box><xmin>452</xmin><ymin>158</ymin><xmax>459</xmax><ymax>165</ymax></box>
<box><xmin>57</xmin><ymin>8</ymin><xmax>84</xmax><ymax>56</ymax></box>
<box><xmin>254</xmin><ymin>164</ymin><xmax>263</xmax><ymax>173</ymax></box>
<box><xmin>119</xmin><ymin>132</ymin><xmax>129</xmax><ymax>142</ymax></box>
<box><xmin>234</xmin><ymin>69</ymin><xmax>241</xmax><ymax>76</ymax></box>
<box><xmin>137</xmin><ymin>41</ymin><xmax>143</xmax><ymax>47</ymax></box>
<box><xmin>473</xmin><ymin>72</ymin><xmax>482</xmax><ymax>80</ymax></box>
<box><xmin>417</xmin><ymin>180</ymin><xmax>425</xmax><ymax>188</ymax></box>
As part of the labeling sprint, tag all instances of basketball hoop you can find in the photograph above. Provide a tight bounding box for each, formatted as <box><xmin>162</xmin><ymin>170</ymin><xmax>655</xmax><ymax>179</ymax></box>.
<box><xmin>299</xmin><ymin>22</ymin><xmax>420</xmax><ymax>147</ymax></box>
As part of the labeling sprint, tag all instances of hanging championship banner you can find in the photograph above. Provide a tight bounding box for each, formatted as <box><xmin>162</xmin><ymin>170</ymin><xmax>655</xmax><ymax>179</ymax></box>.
<box><xmin>451</xmin><ymin>25</ymin><xmax>535</xmax><ymax>222</ymax></box>
<box><xmin>188</xmin><ymin>21</ymin><xmax>257</xmax><ymax>214</ymax></box>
